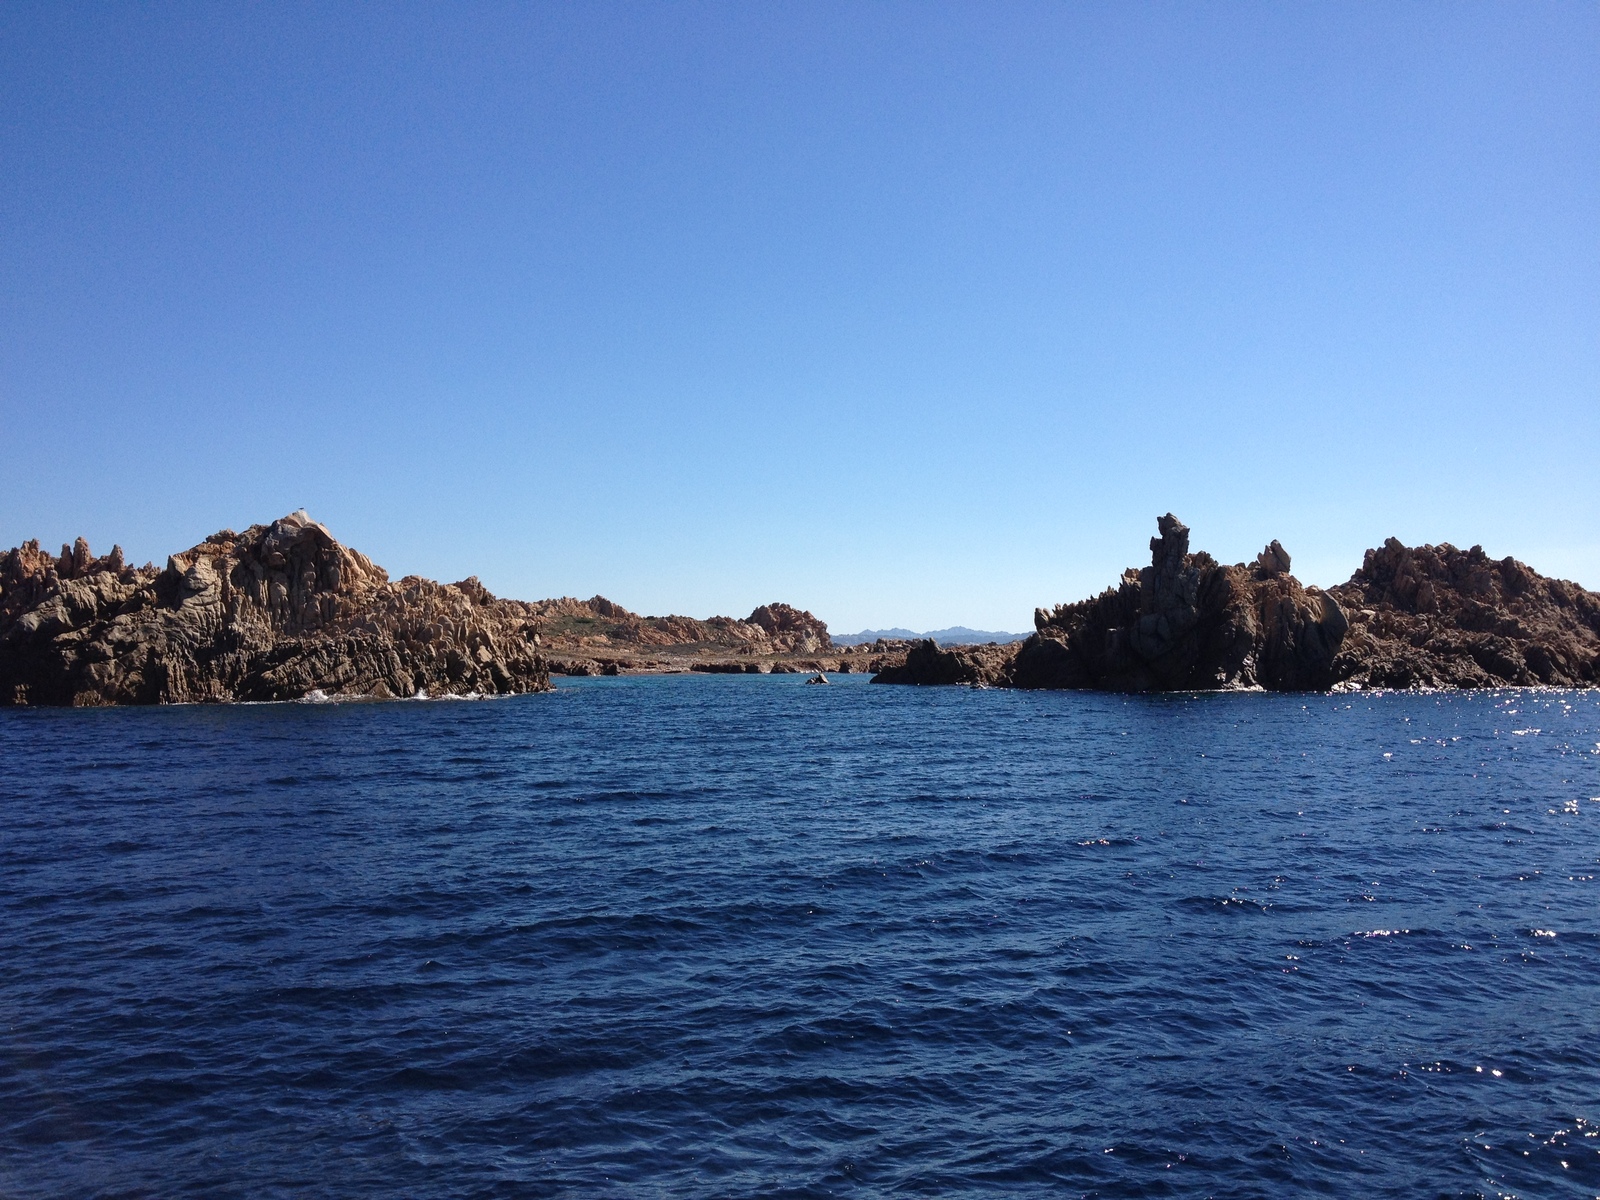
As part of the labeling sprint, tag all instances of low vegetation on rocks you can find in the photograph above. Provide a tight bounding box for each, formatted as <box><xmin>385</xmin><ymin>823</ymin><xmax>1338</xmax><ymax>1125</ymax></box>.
<box><xmin>531</xmin><ymin>595</ymin><xmax>833</xmax><ymax>674</ymax></box>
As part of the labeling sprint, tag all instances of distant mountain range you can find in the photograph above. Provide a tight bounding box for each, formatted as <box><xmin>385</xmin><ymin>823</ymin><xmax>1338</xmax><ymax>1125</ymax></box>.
<box><xmin>832</xmin><ymin>627</ymin><xmax>1031</xmax><ymax>647</ymax></box>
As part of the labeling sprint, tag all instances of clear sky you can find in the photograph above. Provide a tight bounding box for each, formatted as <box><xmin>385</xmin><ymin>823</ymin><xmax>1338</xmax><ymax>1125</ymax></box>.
<box><xmin>3</xmin><ymin>2</ymin><xmax>1596</xmax><ymax>632</ymax></box>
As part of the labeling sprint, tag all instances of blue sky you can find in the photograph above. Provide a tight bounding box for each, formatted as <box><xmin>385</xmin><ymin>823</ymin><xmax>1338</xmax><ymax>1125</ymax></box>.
<box><xmin>3</xmin><ymin>2</ymin><xmax>1595</xmax><ymax>632</ymax></box>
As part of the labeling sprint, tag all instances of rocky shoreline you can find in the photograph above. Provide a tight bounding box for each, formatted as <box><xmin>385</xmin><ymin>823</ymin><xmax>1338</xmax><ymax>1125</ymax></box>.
<box><xmin>872</xmin><ymin>515</ymin><xmax>1600</xmax><ymax>692</ymax></box>
<box><xmin>5</xmin><ymin>510</ymin><xmax>1597</xmax><ymax>706</ymax></box>
<box><xmin>0</xmin><ymin>512</ymin><xmax>887</xmax><ymax>706</ymax></box>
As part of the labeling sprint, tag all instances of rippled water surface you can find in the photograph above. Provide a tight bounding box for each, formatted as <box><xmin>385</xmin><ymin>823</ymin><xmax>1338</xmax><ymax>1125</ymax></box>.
<box><xmin>3</xmin><ymin>677</ymin><xmax>1599</xmax><ymax>1198</ymax></box>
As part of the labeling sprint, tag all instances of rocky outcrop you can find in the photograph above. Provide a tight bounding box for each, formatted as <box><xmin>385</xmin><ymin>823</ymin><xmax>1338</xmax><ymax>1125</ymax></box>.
<box><xmin>869</xmin><ymin>639</ymin><xmax>1014</xmax><ymax>687</ymax></box>
<box><xmin>1004</xmin><ymin>514</ymin><xmax>1348</xmax><ymax>691</ymax></box>
<box><xmin>0</xmin><ymin>511</ymin><xmax>550</xmax><ymax>706</ymax></box>
<box><xmin>873</xmin><ymin>514</ymin><xmax>1600</xmax><ymax>693</ymax></box>
<box><xmin>745</xmin><ymin>603</ymin><xmax>832</xmax><ymax>654</ymax></box>
<box><xmin>1328</xmin><ymin>539</ymin><xmax>1600</xmax><ymax>688</ymax></box>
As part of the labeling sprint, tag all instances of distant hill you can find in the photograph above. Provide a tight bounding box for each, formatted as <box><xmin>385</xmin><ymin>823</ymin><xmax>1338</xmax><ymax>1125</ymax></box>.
<box><xmin>833</xmin><ymin>626</ymin><xmax>1031</xmax><ymax>647</ymax></box>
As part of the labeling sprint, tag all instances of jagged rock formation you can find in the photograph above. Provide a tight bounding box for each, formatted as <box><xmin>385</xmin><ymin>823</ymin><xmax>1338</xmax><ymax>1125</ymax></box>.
<box><xmin>1004</xmin><ymin>514</ymin><xmax>1349</xmax><ymax>691</ymax></box>
<box><xmin>0</xmin><ymin>512</ymin><xmax>550</xmax><ymax>705</ymax></box>
<box><xmin>873</xmin><ymin>515</ymin><xmax>1600</xmax><ymax>692</ymax></box>
<box><xmin>1328</xmin><ymin>539</ymin><xmax>1600</xmax><ymax>687</ymax></box>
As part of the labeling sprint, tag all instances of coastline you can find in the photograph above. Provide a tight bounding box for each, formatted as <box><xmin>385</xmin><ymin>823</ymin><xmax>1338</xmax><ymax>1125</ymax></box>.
<box><xmin>4</xmin><ymin>510</ymin><xmax>1598</xmax><ymax>706</ymax></box>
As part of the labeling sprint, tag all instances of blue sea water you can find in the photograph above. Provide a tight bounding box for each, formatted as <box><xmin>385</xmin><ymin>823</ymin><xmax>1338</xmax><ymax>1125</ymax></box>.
<box><xmin>1</xmin><ymin>676</ymin><xmax>1598</xmax><ymax>1199</ymax></box>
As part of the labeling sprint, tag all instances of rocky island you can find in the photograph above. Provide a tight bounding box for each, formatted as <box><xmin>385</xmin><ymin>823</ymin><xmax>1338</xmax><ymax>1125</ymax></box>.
<box><xmin>873</xmin><ymin>514</ymin><xmax>1600</xmax><ymax>691</ymax></box>
<box><xmin>0</xmin><ymin>512</ymin><xmax>879</xmax><ymax>706</ymax></box>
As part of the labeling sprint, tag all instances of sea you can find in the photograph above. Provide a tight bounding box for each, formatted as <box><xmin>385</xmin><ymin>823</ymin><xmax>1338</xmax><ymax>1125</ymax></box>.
<box><xmin>2</xmin><ymin>676</ymin><xmax>1597</xmax><ymax>1199</ymax></box>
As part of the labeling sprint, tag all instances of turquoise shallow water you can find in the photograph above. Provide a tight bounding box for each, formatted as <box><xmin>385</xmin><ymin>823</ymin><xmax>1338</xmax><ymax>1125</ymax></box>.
<box><xmin>2</xmin><ymin>676</ymin><xmax>1598</xmax><ymax>1198</ymax></box>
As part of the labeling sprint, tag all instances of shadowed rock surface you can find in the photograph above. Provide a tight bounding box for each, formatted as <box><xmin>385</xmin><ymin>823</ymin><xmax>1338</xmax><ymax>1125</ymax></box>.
<box><xmin>0</xmin><ymin>512</ymin><xmax>550</xmax><ymax>705</ymax></box>
<box><xmin>1005</xmin><ymin>514</ymin><xmax>1349</xmax><ymax>691</ymax></box>
<box><xmin>1328</xmin><ymin>540</ymin><xmax>1600</xmax><ymax>688</ymax></box>
<box><xmin>873</xmin><ymin>514</ymin><xmax>1600</xmax><ymax>692</ymax></box>
<box><xmin>868</xmin><ymin>639</ymin><xmax>1017</xmax><ymax>687</ymax></box>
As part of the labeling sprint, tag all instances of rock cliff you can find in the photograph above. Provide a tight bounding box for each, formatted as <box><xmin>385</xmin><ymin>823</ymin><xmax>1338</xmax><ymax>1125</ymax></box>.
<box><xmin>0</xmin><ymin>511</ymin><xmax>550</xmax><ymax>705</ymax></box>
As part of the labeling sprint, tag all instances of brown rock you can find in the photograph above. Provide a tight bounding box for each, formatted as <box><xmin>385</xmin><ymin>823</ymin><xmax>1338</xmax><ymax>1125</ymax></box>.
<box><xmin>746</xmin><ymin>602</ymin><xmax>833</xmax><ymax>654</ymax></box>
<box><xmin>0</xmin><ymin>512</ymin><xmax>551</xmax><ymax>705</ymax></box>
<box><xmin>1327</xmin><ymin>539</ymin><xmax>1600</xmax><ymax>687</ymax></box>
<box><xmin>1255</xmin><ymin>539</ymin><xmax>1292</xmax><ymax>577</ymax></box>
<box><xmin>871</xmin><ymin>639</ymin><xmax>1014</xmax><ymax>687</ymax></box>
<box><xmin>1003</xmin><ymin>514</ymin><xmax>1347</xmax><ymax>692</ymax></box>
<box><xmin>875</xmin><ymin>515</ymin><xmax>1600</xmax><ymax>693</ymax></box>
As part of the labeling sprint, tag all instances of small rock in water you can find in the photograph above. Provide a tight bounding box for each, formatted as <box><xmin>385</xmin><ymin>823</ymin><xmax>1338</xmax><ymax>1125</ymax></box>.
<box><xmin>805</xmin><ymin>672</ymin><xmax>830</xmax><ymax>685</ymax></box>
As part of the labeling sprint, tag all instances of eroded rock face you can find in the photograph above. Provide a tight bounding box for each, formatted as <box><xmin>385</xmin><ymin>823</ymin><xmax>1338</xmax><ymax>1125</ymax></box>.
<box><xmin>0</xmin><ymin>511</ymin><xmax>550</xmax><ymax>706</ymax></box>
<box><xmin>1328</xmin><ymin>539</ymin><xmax>1600</xmax><ymax>688</ymax></box>
<box><xmin>1006</xmin><ymin>514</ymin><xmax>1348</xmax><ymax>692</ymax></box>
